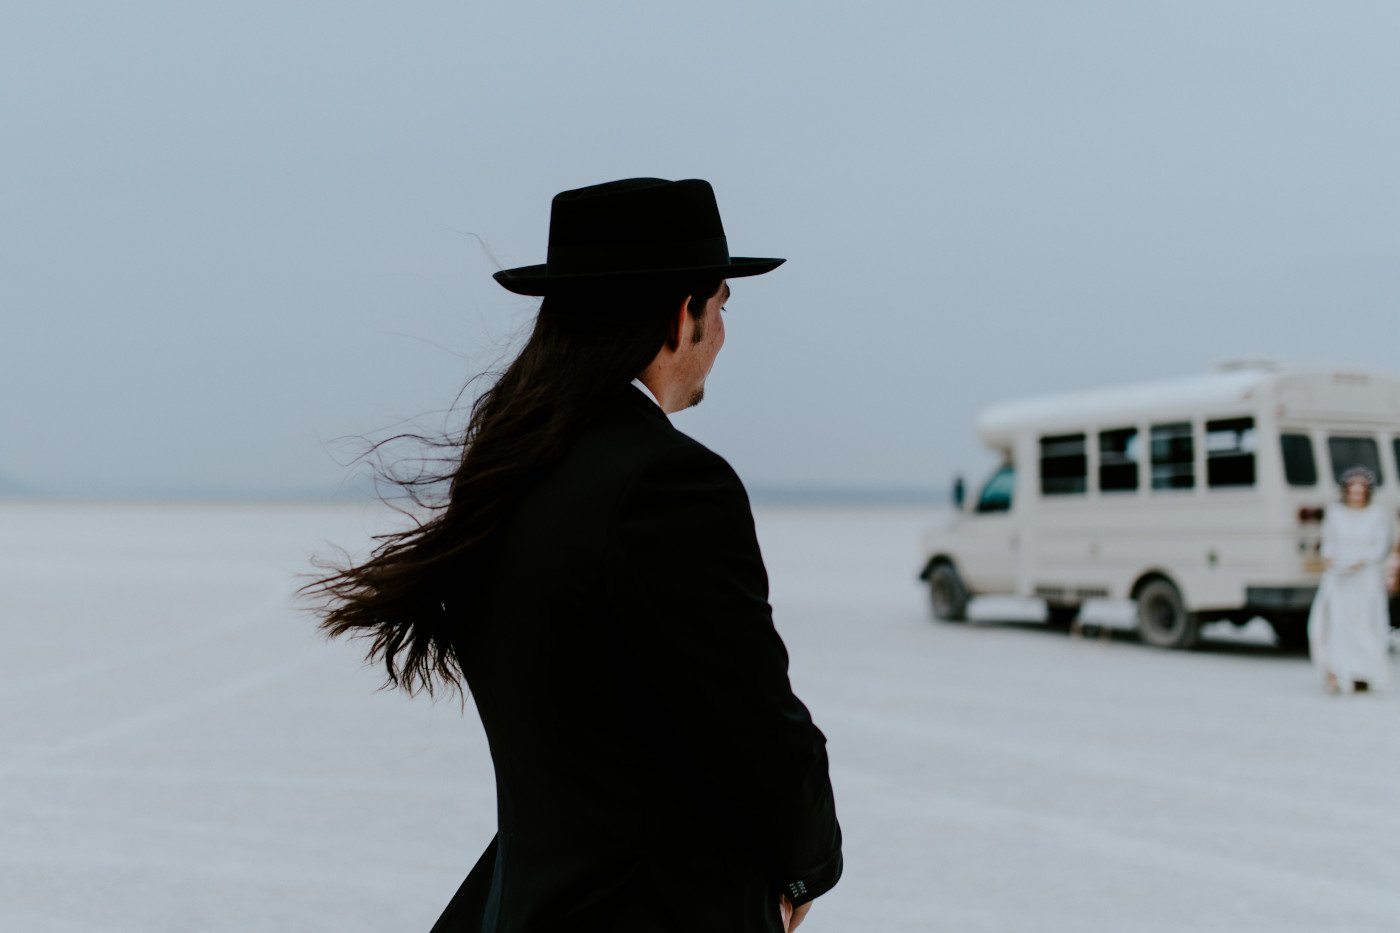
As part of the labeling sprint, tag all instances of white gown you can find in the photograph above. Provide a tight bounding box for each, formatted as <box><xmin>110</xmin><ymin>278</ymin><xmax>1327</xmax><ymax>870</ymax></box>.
<box><xmin>1308</xmin><ymin>503</ymin><xmax>1394</xmax><ymax>691</ymax></box>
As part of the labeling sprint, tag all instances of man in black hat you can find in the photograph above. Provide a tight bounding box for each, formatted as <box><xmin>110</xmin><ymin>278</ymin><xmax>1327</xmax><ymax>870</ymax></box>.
<box><xmin>311</xmin><ymin>178</ymin><xmax>842</xmax><ymax>932</ymax></box>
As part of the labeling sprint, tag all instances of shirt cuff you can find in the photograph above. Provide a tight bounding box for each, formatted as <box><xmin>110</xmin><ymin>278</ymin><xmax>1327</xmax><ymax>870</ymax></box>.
<box><xmin>782</xmin><ymin>849</ymin><xmax>843</xmax><ymax>907</ymax></box>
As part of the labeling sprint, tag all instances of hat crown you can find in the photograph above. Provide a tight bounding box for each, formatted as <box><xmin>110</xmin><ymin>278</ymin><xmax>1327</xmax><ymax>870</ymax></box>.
<box><xmin>544</xmin><ymin>178</ymin><xmax>729</xmax><ymax>276</ymax></box>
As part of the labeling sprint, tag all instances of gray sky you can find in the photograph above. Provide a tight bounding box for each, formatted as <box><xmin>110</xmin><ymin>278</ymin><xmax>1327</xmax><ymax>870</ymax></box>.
<box><xmin>4</xmin><ymin>2</ymin><xmax>1399</xmax><ymax>498</ymax></box>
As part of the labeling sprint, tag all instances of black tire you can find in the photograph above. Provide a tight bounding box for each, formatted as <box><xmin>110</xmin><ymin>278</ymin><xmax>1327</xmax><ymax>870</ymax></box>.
<box><xmin>1045</xmin><ymin>606</ymin><xmax>1079</xmax><ymax>629</ymax></box>
<box><xmin>1136</xmin><ymin>578</ymin><xmax>1200</xmax><ymax>649</ymax></box>
<box><xmin>1267</xmin><ymin>613</ymin><xmax>1310</xmax><ymax>652</ymax></box>
<box><xmin>928</xmin><ymin>563</ymin><xmax>969</xmax><ymax>622</ymax></box>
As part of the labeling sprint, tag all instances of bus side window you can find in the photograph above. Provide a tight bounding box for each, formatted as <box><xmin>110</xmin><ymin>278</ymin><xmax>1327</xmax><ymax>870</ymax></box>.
<box><xmin>1280</xmin><ymin>434</ymin><xmax>1318</xmax><ymax>486</ymax></box>
<box><xmin>1099</xmin><ymin>428</ymin><xmax>1139</xmax><ymax>491</ymax></box>
<box><xmin>1206</xmin><ymin>417</ymin><xmax>1256</xmax><ymax>487</ymax></box>
<box><xmin>1327</xmin><ymin>436</ymin><xmax>1383</xmax><ymax>486</ymax></box>
<box><xmin>1040</xmin><ymin>434</ymin><xmax>1087</xmax><ymax>495</ymax></box>
<box><xmin>976</xmin><ymin>465</ymin><xmax>1015</xmax><ymax>513</ymax></box>
<box><xmin>1150</xmin><ymin>422</ymin><xmax>1194</xmax><ymax>490</ymax></box>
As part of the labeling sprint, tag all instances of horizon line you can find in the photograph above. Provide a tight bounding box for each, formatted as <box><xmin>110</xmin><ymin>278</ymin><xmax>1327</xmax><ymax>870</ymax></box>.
<box><xmin>0</xmin><ymin>482</ymin><xmax>948</xmax><ymax>507</ymax></box>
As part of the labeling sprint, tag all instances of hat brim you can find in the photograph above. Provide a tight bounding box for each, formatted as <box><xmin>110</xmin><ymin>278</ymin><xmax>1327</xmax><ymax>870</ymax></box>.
<box><xmin>493</xmin><ymin>256</ymin><xmax>785</xmax><ymax>296</ymax></box>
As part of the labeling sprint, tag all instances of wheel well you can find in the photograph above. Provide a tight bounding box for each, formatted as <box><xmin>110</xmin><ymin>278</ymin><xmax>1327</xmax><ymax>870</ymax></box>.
<box><xmin>1130</xmin><ymin>571</ymin><xmax>1179</xmax><ymax>601</ymax></box>
<box><xmin>919</xmin><ymin>555</ymin><xmax>955</xmax><ymax>582</ymax></box>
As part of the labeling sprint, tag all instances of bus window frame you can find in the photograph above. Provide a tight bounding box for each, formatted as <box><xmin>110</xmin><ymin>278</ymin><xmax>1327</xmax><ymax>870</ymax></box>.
<box><xmin>1097</xmin><ymin>426</ymin><xmax>1141</xmax><ymax>494</ymax></box>
<box><xmin>1149</xmin><ymin>420</ymin><xmax>1196</xmax><ymax>492</ymax></box>
<box><xmin>1039</xmin><ymin>433</ymin><xmax>1088</xmax><ymax>497</ymax></box>
<box><xmin>1279</xmin><ymin>430</ymin><xmax>1319</xmax><ymax>488</ymax></box>
<box><xmin>1204</xmin><ymin>416</ymin><xmax>1258</xmax><ymax>489</ymax></box>
<box><xmin>1326</xmin><ymin>434</ymin><xmax>1384</xmax><ymax>487</ymax></box>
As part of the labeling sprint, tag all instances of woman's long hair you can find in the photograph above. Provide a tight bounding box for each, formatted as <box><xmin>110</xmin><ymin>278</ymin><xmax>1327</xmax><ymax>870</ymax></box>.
<box><xmin>305</xmin><ymin>277</ymin><xmax>723</xmax><ymax>697</ymax></box>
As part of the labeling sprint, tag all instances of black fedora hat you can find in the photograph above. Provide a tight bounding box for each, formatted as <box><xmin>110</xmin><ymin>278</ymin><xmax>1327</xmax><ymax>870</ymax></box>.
<box><xmin>493</xmin><ymin>177</ymin><xmax>784</xmax><ymax>296</ymax></box>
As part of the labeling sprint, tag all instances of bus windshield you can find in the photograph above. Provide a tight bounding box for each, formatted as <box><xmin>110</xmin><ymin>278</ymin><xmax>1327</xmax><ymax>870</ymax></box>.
<box><xmin>976</xmin><ymin>465</ymin><xmax>1015</xmax><ymax>513</ymax></box>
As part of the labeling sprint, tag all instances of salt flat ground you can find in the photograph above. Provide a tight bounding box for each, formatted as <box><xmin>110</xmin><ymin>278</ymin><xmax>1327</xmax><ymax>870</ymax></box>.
<box><xmin>3</xmin><ymin>501</ymin><xmax>1399</xmax><ymax>933</ymax></box>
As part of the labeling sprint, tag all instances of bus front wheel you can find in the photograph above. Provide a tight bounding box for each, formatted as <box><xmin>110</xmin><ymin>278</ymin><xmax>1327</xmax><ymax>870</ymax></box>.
<box><xmin>1136</xmin><ymin>579</ymin><xmax>1200</xmax><ymax>649</ymax></box>
<box><xmin>928</xmin><ymin>563</ymin><xmax>969</xmax><ymax>622</ymax></box>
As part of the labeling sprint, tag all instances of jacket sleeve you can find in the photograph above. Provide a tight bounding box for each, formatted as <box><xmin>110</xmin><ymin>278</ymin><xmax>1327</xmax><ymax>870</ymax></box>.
<box><xmin>605</xmin><ymin>441</ymin><xmax>842</xmax><ymax>905</ymax></box>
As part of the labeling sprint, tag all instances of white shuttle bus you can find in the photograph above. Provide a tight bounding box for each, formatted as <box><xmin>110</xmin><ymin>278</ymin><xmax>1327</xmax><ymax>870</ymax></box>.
<box><xmin>919</xmin><ymin>363</ymin><xmax>1400</xmax><ymax>649</ymax></box>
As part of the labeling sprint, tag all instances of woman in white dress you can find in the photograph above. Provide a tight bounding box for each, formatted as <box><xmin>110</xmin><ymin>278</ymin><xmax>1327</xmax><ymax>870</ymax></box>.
<box><xmin>1308</xmin><ymin>466</ymin><xmax>1394</xmax><ymax>693</ymax></box>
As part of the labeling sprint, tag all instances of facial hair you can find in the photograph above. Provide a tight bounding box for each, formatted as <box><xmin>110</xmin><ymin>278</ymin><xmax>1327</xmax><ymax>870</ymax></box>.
<box><xmin>687</xmin><ymin>385</ymin><xmax>705</xmax><ymax>409</ymax></box>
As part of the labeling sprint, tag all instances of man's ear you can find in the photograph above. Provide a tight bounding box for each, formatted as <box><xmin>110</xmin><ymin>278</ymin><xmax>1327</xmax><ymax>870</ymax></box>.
<box><xmin>665</xmin><ymin>296</ymin><xmax>692</xmax><ymax>350</ymax></box>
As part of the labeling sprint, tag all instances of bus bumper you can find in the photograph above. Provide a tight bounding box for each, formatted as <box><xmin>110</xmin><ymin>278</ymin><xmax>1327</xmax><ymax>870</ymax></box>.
<box><xmin>1245</xmin><ymin>586</ymin><xmax>1317</xmax><ymax>613</ymax></box>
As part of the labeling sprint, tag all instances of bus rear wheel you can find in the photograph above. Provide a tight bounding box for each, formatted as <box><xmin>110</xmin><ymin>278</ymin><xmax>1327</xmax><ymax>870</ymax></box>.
<box><xmin>1136</xmin><ymin>579</ymin><xmax>1200</xmax><ymax>649</ymax></box>
<box><xmin>928</xmin><ymin>563</ymin><xmax>969</xmax><ymax>622</ymax></box>
<box><xmin>1267</xmin><ymin>613</ymin><xmax>1310</xmax><ymax>651</ymax></box>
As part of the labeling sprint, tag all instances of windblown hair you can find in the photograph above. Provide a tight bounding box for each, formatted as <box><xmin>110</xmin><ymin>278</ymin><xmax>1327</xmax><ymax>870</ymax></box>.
<box><xmin>304</xmin><ymin>277</ymin><xmax>723</xmax><ymax>697</ymax></box>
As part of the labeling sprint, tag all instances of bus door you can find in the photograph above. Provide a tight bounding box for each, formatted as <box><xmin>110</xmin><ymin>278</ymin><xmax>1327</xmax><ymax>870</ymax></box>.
<box><xmin>959</xmin><ymin>464</ymin><xmax>1018</xmax><ymax>593</ymax></box>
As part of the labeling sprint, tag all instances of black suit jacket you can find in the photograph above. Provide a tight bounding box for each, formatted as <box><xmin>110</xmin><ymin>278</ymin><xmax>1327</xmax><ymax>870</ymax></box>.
<box><xmin>430</xmin><ymin>386</ymin><xmax>842</xmax><ymax>932</ymax></box>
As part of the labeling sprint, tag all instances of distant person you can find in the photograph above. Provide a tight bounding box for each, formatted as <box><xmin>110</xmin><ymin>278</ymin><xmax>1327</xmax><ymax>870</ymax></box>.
<box><xmin>1308</xmin><ymin>466</ymin><xmax>1394</xmax><ymax>694</ymax></box>
<box><xmin>308</xmin><ymin>179</ymin><xmax>841</xmax><ymax>931</ymax></box>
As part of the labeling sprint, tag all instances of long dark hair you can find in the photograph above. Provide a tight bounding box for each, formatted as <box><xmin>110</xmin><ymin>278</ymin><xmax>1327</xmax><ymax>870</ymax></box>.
<box><xmin>305</xmin><ymin>277</ymin><xmax>723</xmax><ymax>696</ymax></box>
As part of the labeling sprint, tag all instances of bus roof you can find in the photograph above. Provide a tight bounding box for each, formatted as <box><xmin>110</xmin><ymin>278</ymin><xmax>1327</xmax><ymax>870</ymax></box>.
<box><xmin>976</xmin><ymin>366</ymin><xmax>1400</xmax><ymax>446</ymax></box>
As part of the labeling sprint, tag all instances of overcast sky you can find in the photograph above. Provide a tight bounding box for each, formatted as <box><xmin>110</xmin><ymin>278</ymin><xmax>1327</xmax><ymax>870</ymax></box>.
<box><xmin>4</xmin><ymin>2</ymin><xmax>1399</xmax><ymax>498</ymax></box>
